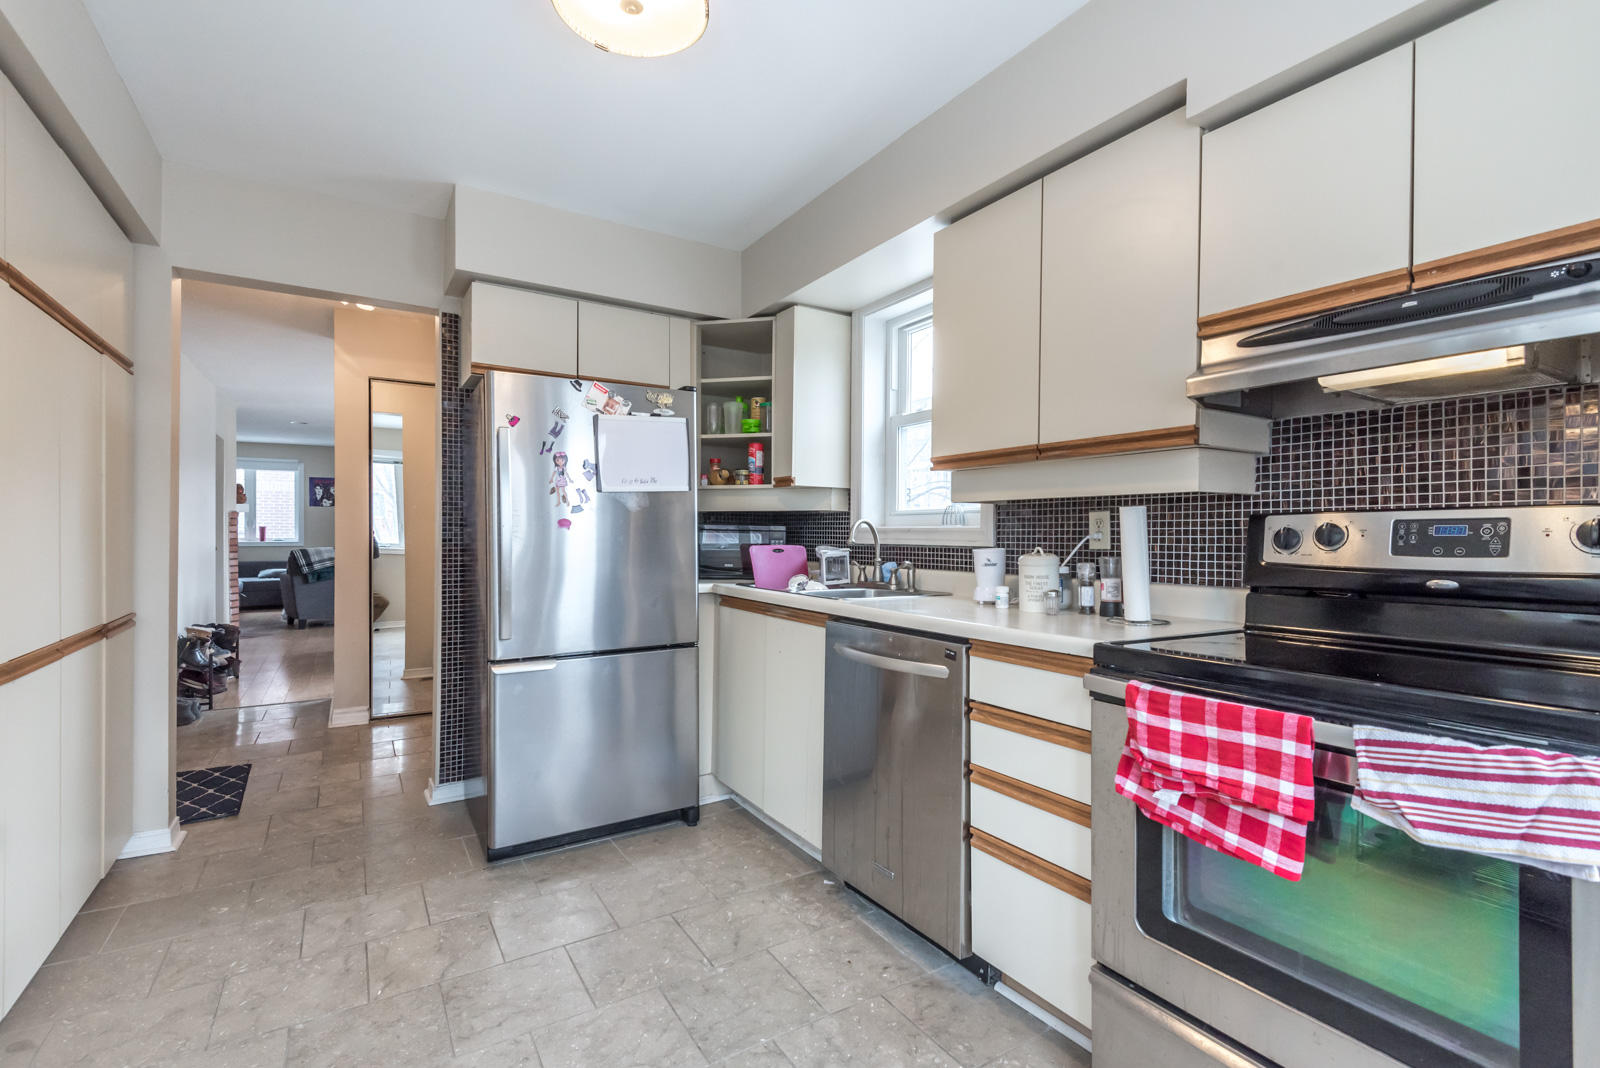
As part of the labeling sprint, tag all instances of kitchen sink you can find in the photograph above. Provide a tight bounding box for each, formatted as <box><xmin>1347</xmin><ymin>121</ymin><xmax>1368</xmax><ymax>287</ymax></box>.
<box><xmin>796</xmin><ymin>586</ymin><xmax>950</xmax><ymax>600</ymax></box>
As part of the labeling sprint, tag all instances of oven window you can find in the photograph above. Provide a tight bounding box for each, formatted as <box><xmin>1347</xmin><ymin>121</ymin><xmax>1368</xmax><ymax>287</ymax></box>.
<box><xmin>1168</xmin><ymin>785</ymin><xmax>1520</xmax><ymax>1066</ymax></box>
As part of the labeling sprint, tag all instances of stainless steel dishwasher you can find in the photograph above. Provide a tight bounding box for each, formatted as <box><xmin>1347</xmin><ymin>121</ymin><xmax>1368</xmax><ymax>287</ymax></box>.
<box><xmin>822</xmin><ymin>619</ymin><xmax>970</xmax><ymax>959</ymax></box>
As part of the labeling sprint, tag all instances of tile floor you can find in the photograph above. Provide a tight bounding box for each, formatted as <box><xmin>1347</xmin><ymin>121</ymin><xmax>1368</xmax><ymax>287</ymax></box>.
<box><xmin>216</xmin><ymin>611</ymin><xmax>334</xmax><ymax>710</ymax></box>
<box><xmin>0</xmin><ymin>701</ymin><xmax>1091</xmax><ymax>1068</ymax></box>
<box><xmin>372</xmin><ymin>627</ymin><xmax>434</xmax><ymax>718</ymax></box>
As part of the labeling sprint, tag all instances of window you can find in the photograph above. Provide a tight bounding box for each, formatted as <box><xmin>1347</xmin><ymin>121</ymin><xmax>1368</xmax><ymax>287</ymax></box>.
<box><xmin>372</xmin><ymin>459</ymin><xmax>405</xmax><ymax>551</ymax></box>
<box><xmin>885</xmin><ymin>307</ymin><xmax>977</xmax><ymax>525</ymax></box>
<box><xmin>237</xmin><ymin>460</ymin><xmax>303</xmax><ymax>545</ymax></box>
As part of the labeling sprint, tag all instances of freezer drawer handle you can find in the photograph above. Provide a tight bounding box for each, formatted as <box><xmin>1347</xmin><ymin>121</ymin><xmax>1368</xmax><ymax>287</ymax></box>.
<box><xmin>497</xmin><ymin>426</ymin><xmax>514</xmax><ymax>641</ymax></box>
<box><xmin>489</xmin><ymin>660</ymin><xmax>559</xmax><ymax>676</ymax></box>
<box><xmin>832</xmin><ymin>643</ymin><xmax>950</xmax><ymax>679</ymax></box>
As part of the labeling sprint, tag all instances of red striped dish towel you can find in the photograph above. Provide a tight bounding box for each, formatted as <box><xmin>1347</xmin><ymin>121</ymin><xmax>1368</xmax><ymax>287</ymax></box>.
<box><xmin>1114</xmin><ymin>681</ymin><xmax>1316</xmax><ymax>880</ymax></box>
<box><xmin>1353</xmin><ymin>726</ymin><xmax>1600</xmax><ymax>882</ymax></box>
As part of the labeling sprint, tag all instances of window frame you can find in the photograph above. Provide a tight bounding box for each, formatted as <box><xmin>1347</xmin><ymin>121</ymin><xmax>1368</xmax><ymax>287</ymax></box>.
<box><xmin>371</xmin><ymin>453</ymin><xmax>406</xmax><ymax>553</ymax></box>
<box><xmin>236</xmin><ymin>458</ymin><xmax>305</xmax><ymax>548</ymax></box>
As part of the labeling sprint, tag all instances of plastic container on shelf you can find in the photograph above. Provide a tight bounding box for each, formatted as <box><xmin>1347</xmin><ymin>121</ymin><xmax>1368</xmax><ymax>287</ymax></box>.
<box><xmin>722</xmin><ymin>398</ymin><xmax>745</xmax><ymax>432</ymax></box>
<box><xmin>704</xmin><ymin>404</ymin><xmax>723</xmax><ymax>435</ymax></box>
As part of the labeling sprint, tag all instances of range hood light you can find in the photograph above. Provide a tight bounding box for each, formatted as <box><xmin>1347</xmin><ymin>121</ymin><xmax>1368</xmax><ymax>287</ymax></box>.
<box><xmin>552</xmin><ymin>0</ymin><xmax>708</xmax><ymax>57</ymax></box>
<box><xmin>1317</xmin><ymin>347</ymin><xmax>1526</xmax><ymax>393</ymax></box>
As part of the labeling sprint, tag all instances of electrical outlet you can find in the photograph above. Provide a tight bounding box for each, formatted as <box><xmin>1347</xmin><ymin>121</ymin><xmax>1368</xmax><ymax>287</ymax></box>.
<box><xmin>1088</xmin><ymin>511</ymin><xmax>1112</xmax><ymax>548</ymax></box>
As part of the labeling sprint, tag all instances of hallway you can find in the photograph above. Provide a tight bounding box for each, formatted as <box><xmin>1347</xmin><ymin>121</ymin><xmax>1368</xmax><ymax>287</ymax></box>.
<box><xmin>217</xmin><ymin>610</ymin><xmax>334</xmax><ymax>710</ymax></box>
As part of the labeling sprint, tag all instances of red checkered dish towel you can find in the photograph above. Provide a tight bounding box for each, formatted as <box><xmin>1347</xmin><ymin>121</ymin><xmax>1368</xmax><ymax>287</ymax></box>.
<box><xmin>1114</xmin><ymin>681</ymin><xmax>1317</xmax><ymax>880</ymax></box>
<box><xmin>1353</xmin><ymin>726</ymin><xmax>1600</xmax><ymax>882</ymax></box>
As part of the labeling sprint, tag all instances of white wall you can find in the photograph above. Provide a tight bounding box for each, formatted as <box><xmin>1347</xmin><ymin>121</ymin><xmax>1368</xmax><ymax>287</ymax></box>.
<box><xmin>741</xmin><ymin>0</ymin><xmax>1489</xmax><ymax>314</ymax></box>
<box><xmin>175</xmin><ymin>352</ymin><xmax>221</xmax><ymax>629</ymax></box>
<box><xmin>236</xmin><ymin>442</ymin><xmax>336</xmax><ymax>561</ymax></box>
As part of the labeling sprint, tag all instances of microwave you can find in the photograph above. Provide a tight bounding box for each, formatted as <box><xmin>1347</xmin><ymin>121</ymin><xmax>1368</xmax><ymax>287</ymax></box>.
<box><xmin>698</xmin><ymin>523</ymin><xmax>787</xmax><ymax>580</ymax></box>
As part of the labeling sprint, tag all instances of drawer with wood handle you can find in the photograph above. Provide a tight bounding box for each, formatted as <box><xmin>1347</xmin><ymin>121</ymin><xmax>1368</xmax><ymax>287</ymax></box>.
<box><xmin>970</xmin><ymin>767</ymin><xmax>1091</xmax><ymax>879</ymax></box>
<box><xmin>969</xmin><ymin>642</ymin><xmax>1092</xmax><ymax>730</ymax></box>
<box><xmin>969</xmin><ymin>705</ymin><xmax>1092</xmax><ymax>805</ymax></box>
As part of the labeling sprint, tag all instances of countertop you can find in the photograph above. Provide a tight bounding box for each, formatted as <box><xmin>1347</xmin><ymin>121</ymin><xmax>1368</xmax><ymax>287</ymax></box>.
<box><xmin>706</xmin><ymin>582</ymin><xmax>1236</xmax><ymax>658</ymax></box>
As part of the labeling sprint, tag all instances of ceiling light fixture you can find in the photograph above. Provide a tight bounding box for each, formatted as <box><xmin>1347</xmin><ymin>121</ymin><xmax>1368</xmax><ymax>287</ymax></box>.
<box><xmin>552</xmin><ymin>0</ymin><xmax>708</xmax><ymax>57</ymax></box>
<box><xmin>1317</xmin><ymin>347</ymin><xmax>1526</xmax><ymax>393</ymax></box>
<box><xmin>355</xmin><ymin>303</ymin><xmax>376</xmax><ymax>311</ymax></box>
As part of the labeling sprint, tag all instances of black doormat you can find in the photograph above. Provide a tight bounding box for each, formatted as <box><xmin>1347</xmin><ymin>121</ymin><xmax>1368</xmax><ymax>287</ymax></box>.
<box><xmin>176</xmin><ymin>764</ymin><xmax>252</xmax><ymax>824</ymax></box>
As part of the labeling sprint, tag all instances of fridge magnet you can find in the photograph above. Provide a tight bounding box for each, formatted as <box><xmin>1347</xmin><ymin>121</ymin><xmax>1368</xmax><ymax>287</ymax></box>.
<box><xmin>539</xmin><ymin>440</ymin><xmax>553</xmax><ymax>456</ymax></box>
<box><xmin>582</xmin><ymin>381</ymin><xmax>611</xmax><ymax>412</ymax></box>
<box><xmin>549</xmin><ymin>451</ymin><xmax>571</xmax><ymax>507</ymax></box>
<box><xmin>548</xmin><ymin>420</ymin><xmax>564</xmax><ymax>439</ymax></box>
<box><xmin>308</xmin><ymin>477</ymin><xmax>335</xmax><ymax>507</ymax></box>
<box><xmin>557</xmin><ymin>517</ymin><xmax>572</xmax><ymax>530</ymax></box>
<box><xmin>582</xmin><ymin>459</ymin><xmax>596</xmax><ymax>481</ymax></box>
<box><xmin>506</xmin><ymin>415</ymin><xmax>521</xmax><ymax>428</ymax></box>
<box><xmin>646</xmin><ymin>390</ymin><xmax>676</xmax><ymax>416</ymax></box>
<box><xmin>575</xmin><ymin>487</ymin><xmax>591</xmax><ymax>506</ymax></box>
<box><xmin>569</xmin><ymin>378</ymin><xmax>584</xmax><ymax>392</ymax></box>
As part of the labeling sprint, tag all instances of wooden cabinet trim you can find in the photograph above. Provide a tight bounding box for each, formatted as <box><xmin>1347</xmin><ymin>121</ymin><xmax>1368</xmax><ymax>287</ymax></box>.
<box><xmin>1414</xmin><ymin>216</ymin><xmax>1600</xmax><ymax>289</ymax></box>
<box><xmin>1196</xmin><ymin>266</ymin><xmax>1412</xmax><ymax>339</ymax></box>
<box><xmin>970</xmin><ymin>641</ymin><xmax>1092</xmax><ymax>677</ymax></box>
<box><xmin>773</xmin><ymin>476</ymin><xmax>796</xmax><ymax>488</ymax></box>
<box><xmin>969</xmin><ymin>701</ymin><xmax>1091</xmax><ymax>753</ymax></box>
<box><xmin>1036</xmin><ymin>425</ymin><xmax>1197</xmax><ymax>460</ymax></box>
<box><xmin>930</xmin><ymin>444</ymin><xmax>1041</xmax><ymax>472</ymax></box>
<box><xmin>970</xmin><ymin>764</ymin><xmax>1091</xmax><ymax>828</ymax></box>
<box><xmin>969</xmin><ymin>826</ymin><xmax>1091</xmax><ymax>904</ymax></box>
<box><xmin>0</xmin><ymin>613</ymin><xmax>136</xmax><ymax>687</ymax></box>
<box><xmin>470</xmin><ymin>362</ymin><xmax>668</xmax><ymax>389</ymax></box>
<box><xmin>718</xmin><ymin>595</ymin><xmax>828</xmax><ymax>628</ymax></box>
<box><xmin>1</xmin><ymin>257</ymin><xmax>133</xmax><ymax>373</ymax></box>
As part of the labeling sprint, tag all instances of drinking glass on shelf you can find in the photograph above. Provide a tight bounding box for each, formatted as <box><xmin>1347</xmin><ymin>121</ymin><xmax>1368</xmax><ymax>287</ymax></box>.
<box><xmin>704</xmin><ymin>404</ymin><xmax>723</xmax><ymax>435</ymax></box>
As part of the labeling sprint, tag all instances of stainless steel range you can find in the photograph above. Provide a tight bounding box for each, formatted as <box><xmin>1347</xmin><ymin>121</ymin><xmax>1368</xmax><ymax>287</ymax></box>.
<box><xmin>1087</xmin><ymin>506</ymin><xmax>1599</xmax><ymax>1068</ymax></box>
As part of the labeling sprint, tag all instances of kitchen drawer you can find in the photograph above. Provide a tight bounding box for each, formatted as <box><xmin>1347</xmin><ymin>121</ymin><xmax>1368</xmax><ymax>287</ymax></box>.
<box><xmin>970</xmin><ymin>647</ymin><xmax>1091</xmax><ymax>730</ymax></box>
<box><xmin>970</xmin><ymin>776</ymin><xmax>1091</xmax><ymax>880</ymax></box>
<box><xmin>969</xmin><ymin>718</ymin><xmax>1092</xmax><ymax>805</ymax></box>
<box><xmin>971</xmin><ymin>843</ymin><xmax>1093</xmax><ymax>1029</ymax></box>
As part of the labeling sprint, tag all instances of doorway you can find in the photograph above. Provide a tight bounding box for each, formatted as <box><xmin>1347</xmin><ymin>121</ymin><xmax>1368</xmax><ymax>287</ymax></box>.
<box><xmin>370</xmin><ymin>379</ymin><xmax>437</xmax><ymax>719</ymax></box>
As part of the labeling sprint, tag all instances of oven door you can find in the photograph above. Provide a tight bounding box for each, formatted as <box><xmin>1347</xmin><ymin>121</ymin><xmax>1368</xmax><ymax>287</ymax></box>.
<box><xmin>1089</xmin><ymin>673</ymin><xmax>1580</xmax><ymax>1068</ymax></box>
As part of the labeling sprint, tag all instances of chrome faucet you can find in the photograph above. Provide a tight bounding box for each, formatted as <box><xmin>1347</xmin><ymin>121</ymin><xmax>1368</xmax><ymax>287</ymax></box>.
<box><xmin>849</xmin><ymin>519</ymin><xmax>881</xmax><ymax>582</ymax></box>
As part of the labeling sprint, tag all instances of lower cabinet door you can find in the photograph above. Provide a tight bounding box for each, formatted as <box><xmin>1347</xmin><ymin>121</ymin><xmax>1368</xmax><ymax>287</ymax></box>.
<box><xmin>970</xmin><ymin>722</ymin><xmax>1092</xmax><ymax>805</ymax></box>
<box><xmin>714</xmin><ymin>605</ymin><xmax>767</xmax><ymax>805</ymax></box>
<box><xmin>970</xmin><ymin>782</ymin><xmax>1091</xmax><ymax>880</ymax></box>
<box><xmin>971</xmin><ymin>847</ymin><xmax>1094</xmax><ymax>1029</ymax></box>
<box><xmin>762</xmin><ymin>617</ymin><xmax>825</xmax><ymax>848</ymax></box>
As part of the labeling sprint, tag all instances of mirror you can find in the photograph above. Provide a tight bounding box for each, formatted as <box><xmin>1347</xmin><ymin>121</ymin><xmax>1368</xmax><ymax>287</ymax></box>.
<box><xmin>370</xmin><ymin>380</ymin><xmax>436</xmax><ymax>718</ymax></box>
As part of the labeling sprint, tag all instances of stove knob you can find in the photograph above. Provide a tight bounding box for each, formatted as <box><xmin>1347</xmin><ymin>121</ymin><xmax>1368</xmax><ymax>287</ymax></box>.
<box><xmin>1577</xmin><ymin>518</ymin><xmax>1600</xmax><ymax>552</ymax></box>
<box><xmin>1271</xmin><ymin>526</ymin><xmax>1302</xmax><ymax>554</ymax></box>
<box><xmin>1314</xmin><ymin>523</ymin><xmax>1348</xmax><ymax>551</ymax></box>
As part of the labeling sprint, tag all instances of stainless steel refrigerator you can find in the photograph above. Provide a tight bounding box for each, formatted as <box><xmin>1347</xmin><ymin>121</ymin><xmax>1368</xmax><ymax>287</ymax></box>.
<box><xmin>467</xmin><ymin>369</ymin><xmax>699</xmax><ymax>860</ymax></box>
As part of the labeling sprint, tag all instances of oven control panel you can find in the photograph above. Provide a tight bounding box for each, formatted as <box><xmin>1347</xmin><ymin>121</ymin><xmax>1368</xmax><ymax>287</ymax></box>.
<box><xmin>1390</xmin><ymin>517</ymin><xmax>1510</xmax><ymax>558</ymax></box>
<box><xmin>1259</xmin><ymin>506</ymin><xmax>1600</xmax><ymax>573</ymax></box>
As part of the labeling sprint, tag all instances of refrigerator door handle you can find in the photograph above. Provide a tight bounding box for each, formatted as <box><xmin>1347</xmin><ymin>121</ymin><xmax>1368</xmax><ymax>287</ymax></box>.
<box><xmin>831</xmin><ymin>643</ymin><xmax>950</xmax><ymax>679</ymax></box>
<box><xmin>490</xmin><ymin>660</ymin><xmax>558</xmax><ymax>676</ymax></box>
<box><xmin>497</xmin><ymin>426</ymin><xmax>514</xmax><ymax>641</ymax></box>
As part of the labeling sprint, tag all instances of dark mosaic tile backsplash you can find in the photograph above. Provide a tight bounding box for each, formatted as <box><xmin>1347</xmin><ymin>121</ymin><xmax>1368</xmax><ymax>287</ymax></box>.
<box><xmin>438</xmin><ymin>312</ymin><xmax>481</xmax><ymax>787</ymax></box>
<box><xmin>704</xmin><ymin>384</ymin><xmax>1600</xmax><ymax>589</ymax></box>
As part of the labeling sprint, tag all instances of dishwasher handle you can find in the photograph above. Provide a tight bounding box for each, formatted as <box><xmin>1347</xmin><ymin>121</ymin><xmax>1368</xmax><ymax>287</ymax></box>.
<box><xmin>832</xmin><ymin>643</ymin><xmax>950</xmax><ymax>680</ymax></box>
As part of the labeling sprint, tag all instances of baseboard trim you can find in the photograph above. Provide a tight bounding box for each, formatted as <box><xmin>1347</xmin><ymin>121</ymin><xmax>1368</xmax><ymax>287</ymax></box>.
<box><xmin>372</xmin><ymin>620</ymin><xmax>405</xmax><ymax>631</ymax></box>
<box><xmin>699</xmin><ymin>791</ymin><xmax>733</xmax><ymax>806</ymax></box>
<box><xmin>996</xmin><ymin>981</ymin><xmax>1093</xmax><ymax>1052</ymax></box>
<box><xmin>118</xmin><ymin>816</ymin><xmax>187</xmax><ymax>859</ymax></box>
<box><xmin>400</xmin><ymin>667</ymin><xmax>434</xmax><ymax>681</ymax></box>
<box><xmin>329</xmin><ymin>704</ymin><xmax>370</xmax><ymax>728</ymax></box>
<box><xmin>425</xmin><ymin>778</ymin><xmax>467</xmax><ymax>806</ymax></box>
<box><xmin>722</xmin><ymin>790</ymin><xmax>821</xmax><ymax>862</ymax></box>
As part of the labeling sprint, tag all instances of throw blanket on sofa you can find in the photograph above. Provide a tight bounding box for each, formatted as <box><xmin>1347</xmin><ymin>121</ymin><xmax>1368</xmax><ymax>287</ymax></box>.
<box><xmin>289</xmin><ymin>547</ymin><xmax>335</xmax><ymax>583</ymax></box>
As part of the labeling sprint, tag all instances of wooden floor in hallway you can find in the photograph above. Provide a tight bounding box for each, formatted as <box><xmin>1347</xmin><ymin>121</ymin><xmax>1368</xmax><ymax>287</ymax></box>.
<box><xmin>216</xmin><ymin>610</ymin><xmax>334</xmax><ymax>710</ymax></box>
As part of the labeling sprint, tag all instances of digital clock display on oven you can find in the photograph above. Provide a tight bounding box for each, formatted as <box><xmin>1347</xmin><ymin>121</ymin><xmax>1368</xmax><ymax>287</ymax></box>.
<box><xmin>1431</xmin><ymin>524</ymin><xmax>1470</xmax><ymax>537</ymax></box>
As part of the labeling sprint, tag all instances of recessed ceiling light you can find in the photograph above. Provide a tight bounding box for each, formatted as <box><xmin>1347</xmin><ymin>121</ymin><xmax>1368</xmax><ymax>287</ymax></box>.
<box><xmin>552</xmin><ymin>0</ymin><xmax>708</xmax><ymax>57</ymax></box>
<box><xmin>355</xmin><ymin>303</ymin><xmax>376</xmax><ymax>311</ymax></box>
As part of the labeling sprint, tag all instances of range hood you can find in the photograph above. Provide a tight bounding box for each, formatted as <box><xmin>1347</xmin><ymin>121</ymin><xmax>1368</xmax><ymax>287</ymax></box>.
<box><xmin>1190</xmin><ymin>255</ymin><xmax>1599</xmax><ymax>411</ymax></box>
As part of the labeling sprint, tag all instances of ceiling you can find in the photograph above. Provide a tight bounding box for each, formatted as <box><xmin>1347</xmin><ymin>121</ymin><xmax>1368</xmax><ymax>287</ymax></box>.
<box><xmin>180</xmin><ymin>280</ymin><xmax>337</xmax><ymax>445</ymax></box>
<box><xmin>83</xmin><ymin>0</ymin><xmax>1083</xmax><ymax>250</ymax></box>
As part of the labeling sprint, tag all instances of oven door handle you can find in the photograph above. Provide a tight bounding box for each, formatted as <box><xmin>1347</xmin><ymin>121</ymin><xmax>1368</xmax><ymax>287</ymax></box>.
<box><xmin>1085</xmin><ymin>671</ymin><xmax>1359</xmax><ymax>752</ymax></box>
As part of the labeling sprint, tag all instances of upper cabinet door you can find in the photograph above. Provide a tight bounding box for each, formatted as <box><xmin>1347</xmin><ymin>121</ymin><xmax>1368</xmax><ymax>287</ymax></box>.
<box><xmin>1414</xmin><ymin>0</ymin><xmax>1600</xmax><ymax>285</ymax></box>
<box><xmin>667</xmin><ymin>316</ymin><xmax>695</xmax><ymax>391</ymax></box>
<box><xmin>578</xmin><ymin>302</ymin><xmax>670</xmax><ymax>386</ymax></box>
<box><xmin>932</xmin><ymin>181</ymin><xmax>1042</xmax><ymax>467</ymax></box>
<box><xmin>1197</xmin><ymin>45</ymin><xmax>1414</xmax><ymax>336</ymax></box>
<box><xmin>465</xmin><ymin>282</ymin><xmax>577</xmax><ymax>378</ymax></box>
<box><xmin>1040</xmin><ymin>110</ymin><xmax>1200</xmax><ymax>451</ymax></box>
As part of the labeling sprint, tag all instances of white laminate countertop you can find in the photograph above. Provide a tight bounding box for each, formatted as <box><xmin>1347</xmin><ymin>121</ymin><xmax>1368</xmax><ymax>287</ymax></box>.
<box><xmin>705</xmin><ymin>582</ymin><xmax>1237</xmax><ymax>658</ymax></box>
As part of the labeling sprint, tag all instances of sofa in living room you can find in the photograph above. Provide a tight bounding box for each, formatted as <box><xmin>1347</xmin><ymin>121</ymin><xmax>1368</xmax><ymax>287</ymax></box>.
<box><xmin>238</xmin><ymin>560</ymin><xmax>288</xmax><ymax>610</ymax></box>
<box><xmin>282</xmin><ymin>548</ymin><xmax>335</xmax><ymax>629</ymax></box>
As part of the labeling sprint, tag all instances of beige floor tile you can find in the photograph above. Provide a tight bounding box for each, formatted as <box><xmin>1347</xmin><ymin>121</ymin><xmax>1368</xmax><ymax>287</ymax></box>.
<box><xmin>3</xmin><ymin>943</ymin><xmax>169</xmax><ymax>1027</ymax></box>
<box><xmin>238</xmin><ymin>786</ymin><xmax>321</xmax><ymax>819</ymax></box>
<box><xmin>884</xmin><ymin>965</ymin><xmax>1045</xmax><ymax>1068</ymax></box>
<box><xmin>764</xmin><ymin>873</ymin><xmax>876</xmax><ymax>932</ymax></box>
<box><xmin>611</xmin><ymin>820</ymin><xmax>751</xmax><ymax>871</ymax></box>
<box><xmin>315</xmin><ymin>775</ymin><xmax>401</xmax><ymax>808</ymax></box>
<box><xmin>860</xmin><ymin>909</ymin><xmax>955</xmax><ymax>974</ymax></box>
<box><xmin>248</xmin><ymin>857</ymin><xmax>368</xmax><ymax>915</ymax></box>
<box><xmin>82</xmin><ymin>853</ymin><xmax>206</xmax><ymax>911</ymax></box>
<box><xmin>674</xmin><ymin>884</ymin><xmax>812</xmax><ymax>966</ymax></box>
<box><xmin>421</xmin><ymin>863</ymin><xmax>540</xmax><ymax>925</ymax></box>
<box><xmin>278</xmin><ymin>761</ymin><xmax>359</xmax><ymax>790</ymax></box>
<box><xmin>980</xmin><ymin>1030</ymin><xmax>1092</xmax><ymax>1068</ymax></box>
<box><xmin>363</xmin><ymin>835</ymin><xmax>482</xmax><ymax>894</ymax></box>
<box><xmin>262</xmin><ymin>803</ymin><xmax>366</xmax><ymax>847</ymax></box>
<box><xmin>440</xmin><ymin>949</ymin><xmax>593</xmax><ymax>1055</ymax></box>
<box><xmin>369</xmin><ymin>720</ymin><xmax>432</xmax><ymax>742</ymax></box>
<box><xmin>42</xmin><ymin>908</ymin><xmax>124</xmax><ymax>965</ymax></box>
<box><xmin>102</xmin><ymin>883</ymin><xmax>254</xmax><ymax>951</ymax></box>
<box><xmin>211</xmin><ymin>945</ymin><xmax>369</xmax><ymax>1045</ymax></box>
<box><xmin>590</xmin><ymin>862</ymin><xmax>714</xmax><ymax>927</ymax></box>
<box><xmin>179</xmin><ymin>816</ymin><xmax>273</xmax><ymax>859</ymax></box>
<box><xmin>152</xmin><ymin>910</ymin><xmax>307</xmax><ymax>995</ymax></box>
<box><xmin>488</xmin><ymin>887</ymin><xmax>616</xmax><ymax>960</ymax></box>
<box><xmin>0</xmin><ymin>1022</ymin><xmax>53</xmax><ymax>1067</ymax></box>
<box><xmin>196</xmin><ymin>842</ymin><xmax>317</xmax><ymax>890</ymax></box>
<box><xmin>565</xmin><ymin>916</ymin><xmax>712</xmax><ymax>1007</ymax></box>
<box><xmin>284</xmin><ymin>985</ymin><xmax>452</xmax><ymax>1068</ymax></box>
<box><xmin>31</xmin><ymin>982</ymin><xmax>221</xmax><ymax>1068</ymax></box>
<box><xmin>682</xmin><ymin>838</ymin><xmax>818</xmax><ymax>900</ymax></box>
<box><xmin>533</xmin><ymin>987</ymin><xmax>707</xmax><ymax>1068</ymax></box>
<box><xmin>446</xmin><ymin>1032</ymin><xmax>539</xmax><ymax>1068</ymax></box>
<box><xmin>213</xmin><ymin>741</ymin><xmax>295</xmax><ymax>762</ymax></box>
<box><xmin>715</xmin><ymin>1041</ymin><xmax>795</xmax><ymax>1068</ymax></box>
<box><xmin>362</xmin><ymin>753</ymin><xmax>435</xmax><ymax>780</ymax></box>
<box><xmin>519</xmin><ymin>841</ymin><xmax>634</xmax><ymax>895</ymax></box>
<box><xmin>776</xmin><ymin>997</ymin><xmax>958</xmax><ymax>1068</ymax></box>
<box><xmin>766</xmin><ymin>920</ymin><xmax>928</xmax><ymax>1012</ymax></box>
<box><xmin>362</xmin><ymin>789</ymin><xmax>443</xmax><ymax>826</ymax></box>
<box><xmin>300</xmin><ymin>884</ymin><xmax>428</xmax><ymax>958</ymax></box>
<box><xmin>659</xmin><ymin>950</ymin><xmax>825</xmax><ymax>1062</ymax></box>
<box><xmin>367</xmin><ymin>914</ymin><xmax>503</xmax><ymax>1000</ymax></box>
<box><xmin>150</xmin><ymin>1028</ymin><xmax>290</xmax><ymax>1068</ymax></box>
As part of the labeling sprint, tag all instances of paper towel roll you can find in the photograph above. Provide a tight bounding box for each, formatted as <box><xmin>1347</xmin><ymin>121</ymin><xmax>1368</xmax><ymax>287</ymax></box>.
<box><xmin>1119</xmin><ymin>505</ymin><xmax>1153</xmax><ymax>623</ymax></box>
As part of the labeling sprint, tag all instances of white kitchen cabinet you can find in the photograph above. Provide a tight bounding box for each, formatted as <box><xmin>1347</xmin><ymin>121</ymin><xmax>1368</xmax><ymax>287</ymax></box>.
<box><xmin>3</xmin><ymin>665</ymin><xmax>62</xmax><ymax>1015</ymax></box>
<box><xmin>1198</xmin><ymin>45</ymin><xmax>1414</xmax><ymax>333</ymax></box>
<box><xmin>970</xmin><ymin>654</ymin><xmax>1092</xmax><ymax>732</ymax></box>
<box><xmin>463</xmin><ymin>281</ymin><xmax>577</xmax><ymax>383</ymax></box>
<box><xmin>1040</xmin><ymin>109</ymin><xmax>1200</xmax><ymax>449</ymax></box>
<box><xmin>1414</xmin><ymin>0</ymin><xmax>1600</xmax><ymax>284</ymax></box>
<box><xmin>971</xmin><ymin>848</ymin><xmax>1094</xmax><ymax>1029</ymax></box>
<box><xmin>578</xmin><ymin>301</ymin><xmax>671</xmax><ymax>386</ymax></box>
<box><xmin>761</xmin><ymin>616</ymin><xmax>826</xmax><ymax>848</ymax></box>
<box><xmin>714</xmin><ymin>603</ymin><xmax>767</xmax><ymax>805</ymax></box>
<box><xmin>970</xmin><ymin>721</ymin><xmax>1093</xmax><ymax>807</ymax></box>
<box><xmin>931</xmin><ymin>181</ymin><xmax>1042</xmax><ymax>467</ymax></box>
<box><xmin>668</xmin><ymin>316</ymin><xmax>695</xmax><ymax>391</ymax></box>
<box><xmin>971</xmin><ymin>783</ymin><xmax>1091</xmax><ymax>880</ymax></box>
<box><xmin>696</xmin><ymin>592</ymin><xmax>718</xmax><ymax>799</ymax></box>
